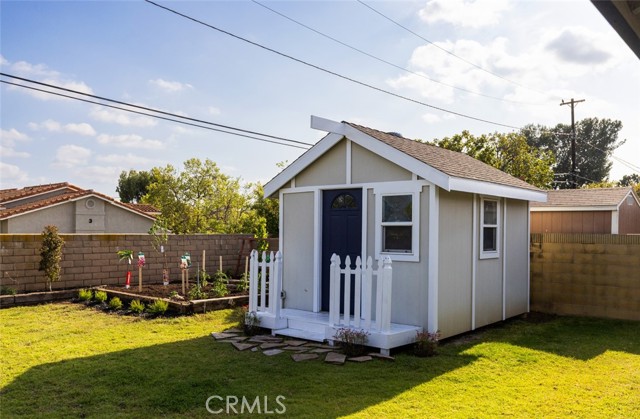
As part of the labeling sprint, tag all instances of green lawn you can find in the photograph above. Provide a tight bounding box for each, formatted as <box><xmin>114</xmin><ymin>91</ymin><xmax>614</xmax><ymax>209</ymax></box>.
<box><xmin>1</xmin><ymin>303</ymin><xmax>638</xmax><ymax>418</ymax></box>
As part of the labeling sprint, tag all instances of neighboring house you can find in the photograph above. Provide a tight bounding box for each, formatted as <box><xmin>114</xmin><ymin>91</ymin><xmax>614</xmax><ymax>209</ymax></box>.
<box><xmin>530</xmin><ymin>187</ymin><xmax>640</xmax><ymax>234</ymax></box>
<box><xmin>252</xmin><ymin>117</ymin><xmax>546</xmax><ymax>353</ymax></box>
<box><xmin>0</xmin><ymin>182</ymin><xmax>157</xmax><ymax>234</ymax></box>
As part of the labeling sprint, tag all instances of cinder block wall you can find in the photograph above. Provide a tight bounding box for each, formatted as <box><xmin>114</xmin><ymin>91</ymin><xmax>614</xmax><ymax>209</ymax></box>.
<box><xmin>0</xmin><ymin>234</ymin><xmax>279</xmax><ymax>293</ymax></box>
<box><xmin>530</xmin><ymin>233</ymin><xmax>640</xmax><ymax>321</ymax></box>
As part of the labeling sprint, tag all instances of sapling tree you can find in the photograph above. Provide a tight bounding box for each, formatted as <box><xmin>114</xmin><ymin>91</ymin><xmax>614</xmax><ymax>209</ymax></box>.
<box><xmin>117</xmin><ymin>249</ymin><xmax>134</xmax><ymax>289</ymax></box>
<box><xmin>38</xmin><ymin>225</ymin><xmax>65</xmax><ymax>292</ymax></box>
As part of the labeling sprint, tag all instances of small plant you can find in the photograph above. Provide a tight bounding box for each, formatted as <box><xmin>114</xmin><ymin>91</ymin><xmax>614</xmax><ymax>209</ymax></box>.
<box><xmin>0</xmin><ymin>286</ymin><xmax>17</xmax><ymax>295</ymax></box>
<box><xmin>211</xmin><ymin>279</ymin><xmax>229</xmax><ymax>298</ymax></box>
<box><xmin>237</xmin><ymin>272</ymin><xmax>249</xmax><ymax>293</ymax></box>
<box><xmin>38</xmin><ymin>225</ymin><xmax>65</xmax><ymax>292</ymax></box>
<box><xmin>169</xmin><ymin>291</ymin><xmax>179</xmax><ymax>298</ymax></box>
<box><xmin>129</xmin><ymin>299</ymin><xmax>145</xmax><ymax>314</ymax></box>
<box><xmin>147</xmin><ymin>299</ymin><xmax>169</xmax><ymax>316</ymax></box>
<box><xmin>93</xmin><ymin>290</ymin><xmax>108</xmax><ymax>303</ymax></box>
<box><xmin>213</xmin><ymin>269</ymin><xmax>228</xmax><ymax>283</ymax></box>
<box><xmin>413</xmin><ymin>329</ymin><xmax>440</xmax><ymax>357</ymax></box>
<box><xmin>199</xmin><ymin>270</ymin><xmax>211</xmax><ymax>288</ymax></box>
<box><xmin>78</xmin><ymin>288</ymin><xmax>93</xmax><ymax>302</ymax></box>
<box><xmin>235</xmin><ymin>306</ymin><xmax>261</xmax><ymax>336</ymax></box>
<box><xmin>333</xmin><ymin>328</ymin><xmax>370</xmax><ymax>357</ymax></box>
<box><xmin>108</xmin><ymin>297</ymin><xmax>123</xmax><ymax>311</ymax></box>
<box><xmin>188</xmin><ymin>284</ymin><xmax>208</xmax><ymax>300</ymax></box>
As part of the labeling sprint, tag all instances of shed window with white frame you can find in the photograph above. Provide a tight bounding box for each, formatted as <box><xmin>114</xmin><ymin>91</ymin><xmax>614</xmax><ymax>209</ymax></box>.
<box><xmin>375</xmin><ymin>187</ymin><xmax>421</xmax><ymax>262</ymax></box>
<box><xmin>480</xmin><ymin>197</ymin><xmax>500</xmax><ymax>259</ymax></box>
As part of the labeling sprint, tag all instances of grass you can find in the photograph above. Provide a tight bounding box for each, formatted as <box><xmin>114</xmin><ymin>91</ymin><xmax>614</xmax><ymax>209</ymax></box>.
<box><xmin>1</xmin><ymin>304</ymin><xmax>639</xmax><ymax>418</ymax></box>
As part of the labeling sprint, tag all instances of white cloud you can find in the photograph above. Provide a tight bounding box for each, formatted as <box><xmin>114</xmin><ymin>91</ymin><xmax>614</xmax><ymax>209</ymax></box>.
<box><xmin>28</xmin><ymin>120</ymin><xmax>96</xmax><ymax>136</ymax></box>
<box><xmin>422</xmin><ymin>113</ymin><xmax>442</xmax><ymax>124</ymax></box>
<box><xmin>53</xmin><ymin>145</ymin><xmax>92</xmax><ymax>168</ymax></box>
<box><xmin>96</xmin><ymin>134</ymin><xmax>164</xmax><ymax>150</ymax></box>
<box><xmin>149</xmin><ymin>78</ymin><xmax>193</xmax><ymax>93</ymax></box>
<box><xmin>0</xmin><ymin>128</ymin><xmax>31</xmax><ymax>158</ymax></box>
<box><xmin>418</xmin><ymin>0</ymin><xmax>510</xmax><ymax>28</ymax></box>
<box><xmin>0</xmin><ymin>162</ymin><xmax>29</xmax><ymax>184</ymax></box>
<box><xmin>208</xmin><ymin>106</ymin><xmax>221</xmax><ymax>116</ymax></box>
<box><xmin>3</xmin><ymin>59</ymin><xmax>94</xmax><ymax>101</ymax></box>
<box><xmin>89</xmin><ymin>107</ymin><xmax>157</xmax><ymax>127</ymax></box>
<box><xmin>96</xmin><ymin>153</ymin><xmax>155</xmax><ymax>166</ymax></box>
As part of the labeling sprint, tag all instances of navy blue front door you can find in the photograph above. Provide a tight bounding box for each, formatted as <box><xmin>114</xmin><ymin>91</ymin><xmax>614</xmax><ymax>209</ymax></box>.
<box><xmin>321</xmin><ymin>189</ymin><xmax>362</xmax><ymax>312</ymax></box>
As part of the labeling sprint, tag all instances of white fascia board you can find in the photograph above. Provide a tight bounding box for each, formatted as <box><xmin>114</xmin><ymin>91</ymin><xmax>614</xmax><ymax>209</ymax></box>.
<box><xmin>449</xmin><ymin>177</ymin><xmax>547</xmax><ymax>202</ymax></box>
<box><xmin>263</xmin><ymin>131</ymin><xmax>344</xmax><ymax>197</ymax></box>
<box><xmin>340</xmin><ymin>124</ymin><xmax>451</xmax><ymax>190</ymax></box>
<box><xmin>530</xmin><ymin>206</ymin><xmax>616</xmax><ymax>212</ymax></box>
<box><xmin>310</xmin><ymin>115</ymin><xmax>347</xmax><ymax>135</ymax></box>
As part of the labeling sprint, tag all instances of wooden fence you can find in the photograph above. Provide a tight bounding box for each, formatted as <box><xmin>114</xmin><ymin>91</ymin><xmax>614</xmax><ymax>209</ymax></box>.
<box><xmin>530</xmin><ymin>233</ymin><xmax>640</xmax><ymax>321</ymax></box>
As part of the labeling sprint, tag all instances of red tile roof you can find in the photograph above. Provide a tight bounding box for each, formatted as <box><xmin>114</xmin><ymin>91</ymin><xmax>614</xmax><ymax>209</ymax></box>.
<box><xmin>0</xmin><ymin>183</ymin><xmax>156</xmax><ymax>220</ymax></box>
<box><xmin>530</xmin><ymin>187</ymin><xmax>635</xmax><ymax>208</ymax></box>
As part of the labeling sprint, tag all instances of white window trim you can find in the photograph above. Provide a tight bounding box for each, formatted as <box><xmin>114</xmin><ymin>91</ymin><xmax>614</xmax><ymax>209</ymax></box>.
<box><xmin>375</xmin><ymin>187</ymin><xmax>421</xmax><ymax>262</ymax></box>
<box><xmin>479</xmin><ymin>196</ymin><xmax>501</xmax><ymax>260</ymax></box>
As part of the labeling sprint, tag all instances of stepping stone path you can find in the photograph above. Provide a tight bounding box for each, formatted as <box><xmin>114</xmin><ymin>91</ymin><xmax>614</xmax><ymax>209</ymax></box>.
<box><xmin>211</xmin><ymin>330</ymin><xmax>395</xmax><ymax>363</ymax></box>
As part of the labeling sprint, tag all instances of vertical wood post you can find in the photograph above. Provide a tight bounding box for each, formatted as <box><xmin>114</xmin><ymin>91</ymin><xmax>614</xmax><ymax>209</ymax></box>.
<box><xmin>202</xmin><ymin>250</ymin><xmax>206</xmax><ymax>273</ymax></box>
<box><xmin>354</xmin><ymin>256</ymin><xmax>362</xmax><ymax>328</ymax></box>
<box><xmin>249</xmin><ymin>250</ymin><xmax>258</xmax><ymax>312</ymax></box>
<box><xmin>381</xmin><ymin>256</ymin><xmax>393</xmax><ymax>333</ymax></box>
<box><xmin>343</xmin><ymin>256</ymin><xmax>352</xmax><ymax>326</ymax></box>
<box><xmin>138</xmin><ymin>266</ymin><xmax>142</xmax><ymax>292</ymax></box>
<box><xmin>329</xmin><ymin>254</ymin><xmax>340</xmax><ymax>326</ymax></box>
<box><xmin>271</xmin><ymin>251</ymin><xmax>282</xmax><ymax>318</ymax></box>
<box><xmin>375</xmin><ymin>258</ymin><xmax>383</xmax><ymax>331</ymax></box>
<box><xmin>260</xmin><ymin>251</ymin><xmax>267</xmax><ymax>312</ymax></box>
<box><xmin>363</xmin><ymin>256</ymin><xmax>373</xmax><ymax>330</ymax></box>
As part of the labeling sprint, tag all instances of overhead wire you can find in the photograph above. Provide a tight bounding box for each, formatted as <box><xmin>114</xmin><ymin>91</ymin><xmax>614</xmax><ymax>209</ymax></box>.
<box><xmin>251</xmin><ymin>0</ymin><xmax>541</xmax><ymax>106</ymax></box>
<box><xmin>0</xmin><ymin>72</ymin><xmax>312</xmax><ymax>149</ymax></box>
<box><xmin>144</xmin><ymin>0</ymin><xmax>522</xmax><ymax>130</ymax></box>
<box><xmin>0</xmin><ymin>78</ymin><xmax>311</xmax><ymax>150</ymax></box>
<box><xmin>356</xmin><ymin>0</ymin><xmax>556</xmax><ymax>100</ymax></box>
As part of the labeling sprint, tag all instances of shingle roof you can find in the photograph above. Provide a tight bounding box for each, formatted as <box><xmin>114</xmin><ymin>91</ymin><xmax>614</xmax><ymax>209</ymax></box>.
<box><xmin>346</xmin><ymin>122</ymin><xmax>542</xmax><ymax>192</ymax></box>
<box><xmin>530</xmin><ymin>187</ymin><xmax>634</xmax><ymax>208</ymax></box>
<box><xmin>0</xmin><ymin>183</ymin><xmax>156</xmax><ymax>220</ymax></box>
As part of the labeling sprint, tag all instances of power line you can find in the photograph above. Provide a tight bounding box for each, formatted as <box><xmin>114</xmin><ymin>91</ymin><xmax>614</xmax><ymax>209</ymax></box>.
<box><xmin>144</xmin><ymin>0</ymin><xmax>522</xmax><ymax>130</ymax></box>
<box><xmin>251</xmin><ymin>0</ymin><xmax>541</xmax><ymax>106</ymax></box>
<box><xmin>0</xmin><ymin>72</ymin><xmax>313</xmax><ymax>149</ymax></box>
<box><xmin>0</xmin><ymin>79</ymin><xmax>310</xmax><ymax>150</ymax></box>
<box><xmin>356</xmin><ymin>0</ymin><xmax>555</xmax><ymax>100</ymax></box>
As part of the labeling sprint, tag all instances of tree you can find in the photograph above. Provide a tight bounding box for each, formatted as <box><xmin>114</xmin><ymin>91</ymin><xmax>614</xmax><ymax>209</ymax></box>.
<box><xmin>618</xmin><ymin>173</ymin><xmax>640</xmax><ymax>196</ymax></box>
<box><xmin>142</xmin><ymin>158</ymin><xmax>265</xmax><ymax>235</ymax></box>
<box><xmin>521</xmin><ymin>118</ymin><xmax>624</xmax><ymax>188</ymax></box>
<box><xmin>429</xmin><ymin>131</ymin><xmax>555</xmax><ymax>189</ymax></box>
<box><xmin>116</xmin><ymin>169</ymin><xmax>153</xmax><ymax>203</ymax></box>
<box><xmin>251</xmin><ymin>183</ymin><xmax>279</xmax><ymax>237</ymax></box>
<box><xmin>39</xmin><ymin>225</ymin><xmax>64</xmax><ymax>291</ymax></box>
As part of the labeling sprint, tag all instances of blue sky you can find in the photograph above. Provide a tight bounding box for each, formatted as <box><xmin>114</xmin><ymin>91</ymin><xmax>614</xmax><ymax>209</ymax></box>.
<box><xmin>1</xmin><ymin>0</ymin><xmax>639</xmax><ymax>197</ymax></box>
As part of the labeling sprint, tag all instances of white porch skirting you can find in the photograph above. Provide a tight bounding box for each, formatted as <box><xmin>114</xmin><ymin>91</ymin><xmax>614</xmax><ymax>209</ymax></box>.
<box><xmin>256</xmin><ymin>308</ymin><xmax>421</xmax><ymax>353</ymax></box>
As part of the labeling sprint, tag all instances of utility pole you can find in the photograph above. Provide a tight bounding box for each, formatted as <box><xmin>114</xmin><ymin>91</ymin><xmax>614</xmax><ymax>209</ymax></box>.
<box><xmin>560</xmin><ymin>98</ymin><xmax>585</xmax><ymax>188</ymax></box>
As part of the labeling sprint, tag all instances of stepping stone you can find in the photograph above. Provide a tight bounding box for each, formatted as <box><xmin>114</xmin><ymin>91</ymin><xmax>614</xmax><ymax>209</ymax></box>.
<box><xmin>225</xmin><ymin>328</ymin><xmax>243</xmax><ymax>333</ymax></box>
<box><xmin>308</xmin><ymin>343</ymin><xmax>335</xmax><ymax>349</ymax></box>
<box><xmin>232</xmin><ymin>342</ymin><xmax>258</xmax><ymax>351</ymax></box>
<box><xmin>260</xmin><ymin>342</ymin><xmax>287</xmax><ymax>350</ymax></box>
<box><xmin>310</xmin><ymin>348</ymin><xmax>333</xmax><ymax>354</ymax></box>
<box><xmin>282</xmin><ymin>346</ymin><xmax>309</xmax><ymax>352</ymax></box>
<box><xmin>283</xmin><ymin>339</ymin><xmax>307</xmax><ymax>347</ymax></box>
<box><xmin>368</xmin><ymin>352</ymin><xmax>395</xmax><ymax>361</ymax></box>
<box><xmin>263</xmin><ymin>349</ymin><xmax>284</xmax><ymax>356</ymax></box>
<box><xmin>248</xmin><ymin>336</ymin><xmax>283</xmax><ymax>343</ymax></box>
<box><xmin>325</xmin><ymin>352</ymin><xmax>346</xmax><ymax>365</ymax></box>
<box><xmin>291</xmin><ymin>353</ymin><xmax>319</xmax><ymax>362</ymax></box>
<box><xmin>211</xmin><ymin>332</ymin><xmax>238</xmax><ymax>340</ymax></box>
<box><xmin>251</xmin><ymin>347</ymin><xmax>259</xmax><ymax>352</ymax></box>
<box><xmin>348</xmin><ymin>356</ymin><xmax>373</xmax><ymax>363</ymax></box>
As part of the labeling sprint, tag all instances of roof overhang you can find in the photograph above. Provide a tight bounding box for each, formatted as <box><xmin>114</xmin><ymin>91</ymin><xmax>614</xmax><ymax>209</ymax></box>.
<box><xmin>530</xmin><ymin>205</ymin><xmax>617</xmax><ymax>212</ymax></box>
<box><xmin>591</xmin><ymin>0</ymin><xmax>640</xmax><ymax>59</ymax></box>
<box><xmin>264</xmin><ymin>116</ymin><xmax>546</xmax><ymax>202</ymax></box>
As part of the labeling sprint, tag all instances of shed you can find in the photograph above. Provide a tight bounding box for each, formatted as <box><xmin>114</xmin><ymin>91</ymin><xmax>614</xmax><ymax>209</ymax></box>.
<box><xmin>251</xmin><ymin>117</ymin><xmax>546</xmax><ymax>354</ymax></box>
<box><xmin>530</xmin><ymin>187</ymin><xmax>640</xmax><ymax>234</ymax></box>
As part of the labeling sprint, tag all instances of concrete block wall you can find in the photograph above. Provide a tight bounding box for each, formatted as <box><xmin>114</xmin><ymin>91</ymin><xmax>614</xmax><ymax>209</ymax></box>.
<box><xmin>530</xmin><ymin>233</ymin><xmax>640</xmax><ymax>321</ymax></box>
<box><xmin>0</xmin><ymin>234</ymin><xmax>279</xmax><ymax>293</ymax></box>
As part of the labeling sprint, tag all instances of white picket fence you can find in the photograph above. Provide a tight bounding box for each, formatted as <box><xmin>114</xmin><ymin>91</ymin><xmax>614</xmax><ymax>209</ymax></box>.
<box><xmin>248</xmin><ymin>250</ymin><xmax>282</xmax><ymax>318</ymax></box>
<box><xmin>329</xmin><ymin>254</ymin><xmax>393</xmax><ymax>333</ymax></box>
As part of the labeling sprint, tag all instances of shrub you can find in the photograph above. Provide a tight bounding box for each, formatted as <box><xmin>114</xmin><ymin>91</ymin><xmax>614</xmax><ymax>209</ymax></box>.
<box><xmin>0</xmin><ymin>286</ymin><xmax>17</xmax><ymax>295</ymax></box>
<box><xmin>78</xmin><ymin>288</ymin><xmax>93</xmax><ymax>302</ymax></box>
<box><xmin>413</xmin><ymin>329</ymin><xmax>440</xmax><ymax>357</ymax></box>
<box><xmin>234</xmin><ymin>305</ymin><xmax>261</xmax><ymax>336</ymax></box>
<box><xmin>38</xmin><ymin>225</ymin><xmax>64</xmax><ymax>292</ymax></box>
<box><xmin>147</xmin><ymin>300</ymin><xmax>169</xmax><ymax>316</ymax></box>
<box><xmin>213</xmin><ymin>270</ymin><xmax>228</xmax><ymax>283</ymax></box>
<box><xmin>93</xmin><ymin>290</ymin><xmax>108</xmax><ymax>303</ymax></box>
<box><xmin>108</xmin><ymin>297</ymin><xmax>123</xmax><ymax>311</ymax></box>
<box><xmin>333</xmin><ymin>328</ymin><xmax>370</xmax><ymax>357</ymax></box>
<box><xmin>211</xmin><ymin>280</ymin><xmax>229</xmax><ymax>297</ymax></box>
<box><xmin>129</xmin><ymin>299</ymin><xmax>145</xmax><ymax>314</ymax></box>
